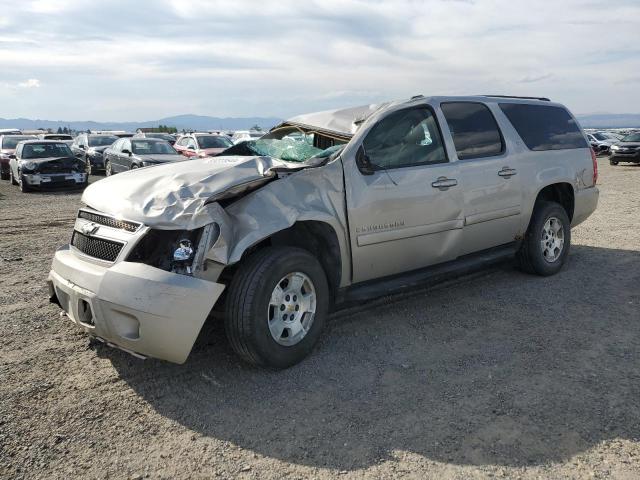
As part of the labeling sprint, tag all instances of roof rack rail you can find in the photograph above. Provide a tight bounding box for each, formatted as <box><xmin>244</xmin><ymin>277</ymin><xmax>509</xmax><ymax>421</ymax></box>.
<box><xmin>481</xmin><ymin>95</ymin><xmax>551</xmax><ymax>101</ymax></box>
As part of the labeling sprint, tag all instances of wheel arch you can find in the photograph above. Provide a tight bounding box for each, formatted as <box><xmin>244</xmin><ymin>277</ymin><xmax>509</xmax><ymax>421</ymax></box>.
<box><xmin>533</xmin><ymin>182</ymin><xmax>575</xmax><ymax>221</ymax></box>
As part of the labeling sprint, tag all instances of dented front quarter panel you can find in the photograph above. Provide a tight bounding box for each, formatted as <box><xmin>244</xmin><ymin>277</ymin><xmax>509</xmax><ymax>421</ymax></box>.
<box><xmin>207</xmin><ymin>159</ymin><xmax>352</xmax><ymax>287</ymax></box>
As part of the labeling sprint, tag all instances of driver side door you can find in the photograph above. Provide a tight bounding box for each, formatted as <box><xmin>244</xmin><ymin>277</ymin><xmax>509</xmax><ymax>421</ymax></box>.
<box><xmin>343</xmin><ymin>106</ymin><xmax>465</xmax><ymax>283</ymax></box>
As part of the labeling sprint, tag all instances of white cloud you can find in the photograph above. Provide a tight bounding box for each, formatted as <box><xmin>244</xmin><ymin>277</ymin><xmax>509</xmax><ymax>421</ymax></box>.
<box><xmin>0</xmin><ymin>0</ymin><xmax>638</xmax><ymax>120</ymax></box>
<box><xmin>18</xmin><ymin>78</ymin><xmax>40</xmax><ymax>88</ymax></box>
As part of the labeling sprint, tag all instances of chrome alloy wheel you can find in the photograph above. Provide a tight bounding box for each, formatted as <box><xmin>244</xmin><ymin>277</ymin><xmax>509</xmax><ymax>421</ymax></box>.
<box><xmin>541</xmin><ymin>216</ymin><xmax>565</xmax><ymax>263</ymax></box>
<box><xmin>268</xmin><ymin>272</ymin><xmax>317</xmax><ymax>346</ymax></box>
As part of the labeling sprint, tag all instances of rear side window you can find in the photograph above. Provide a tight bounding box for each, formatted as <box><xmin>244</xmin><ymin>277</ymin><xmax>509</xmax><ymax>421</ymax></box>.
<box><xmin>499</xmin><ymin>103</ymin><xmax>588</xmax><ymax>151</ymax></box>
<box><xmin>440</xmin><ymin>102</ymin><xmax>504</xmax><ymax>160</ymax></box>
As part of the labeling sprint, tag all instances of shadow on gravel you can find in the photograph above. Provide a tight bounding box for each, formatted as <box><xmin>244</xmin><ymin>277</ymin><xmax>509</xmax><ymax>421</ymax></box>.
<box><xmin>106</xmin><ymin>244</ymin><xmax>640</xmax><ymax>470</ymax></box>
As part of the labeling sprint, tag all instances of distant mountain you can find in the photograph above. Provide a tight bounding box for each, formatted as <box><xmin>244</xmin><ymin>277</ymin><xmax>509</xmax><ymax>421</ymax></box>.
<box><xmin>0</xmin><ymin>114</ymin><xmax>282</xmax><ymax>133</ymax></box>
<box><xmin>577</xmin><ymin>114</ymin><xmax>640</xmax><ymax>129</ymax></box>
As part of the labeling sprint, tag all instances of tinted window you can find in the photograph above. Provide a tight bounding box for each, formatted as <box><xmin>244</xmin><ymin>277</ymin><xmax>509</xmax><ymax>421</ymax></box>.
<box><xmin>88</xmin><ymin>135</ymin><xmax>118</xmax><ymax>147</ymax></box>
<box><xmin>132</xmin><ymin>140</ymin><xmax>177</xmax><ymax>155</ymax></box>
<box><xmin>621</xmin><ymin>133</ymin><xmax>640</xmax><ymax>142</ymax></box>
<box><xmin>499</xmin><ymin>103</ymin><xmax>588</xmax><ymax>151</ymax></box>
<box><xmin>22</xmin><ymin>143</ymin><xmax>73</xmax><ymax>159</ymax></box>
<box><xmin>196</xmin><ymin>135</ymin><xmax>233</xmax><ymax>149</ymax></box>
<box><xmin>441</xmin><ymin>102</ymin><xmax>504</xmax><ymax>160</ymax></box>
<box><xmin>1</xmin><ymin>136</ymin><xmax>34</xmax><ymax>149</ymax></box>
<box><xmin>363</xmin><ymin>108</ymin><xmax>447</xmax><ymax>169</ymax></box>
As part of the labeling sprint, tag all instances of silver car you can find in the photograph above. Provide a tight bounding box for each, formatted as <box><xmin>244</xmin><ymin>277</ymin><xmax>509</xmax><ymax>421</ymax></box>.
<box><xmin>47</xmin><ymin>95</ymin><xmax>599</xmax><ymax>368</ymax></box>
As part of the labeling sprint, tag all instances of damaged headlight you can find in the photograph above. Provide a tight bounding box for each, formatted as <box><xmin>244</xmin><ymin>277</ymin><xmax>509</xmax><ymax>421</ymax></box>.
<box><xmin>23</xmin><ymin>161</ymin><xmax>37</xmax><ymax>171</ymax></box>
<box><xmin>172</xmin><ymin>239</ymin><xmax>195</xmax><ymax>275</ymax></box>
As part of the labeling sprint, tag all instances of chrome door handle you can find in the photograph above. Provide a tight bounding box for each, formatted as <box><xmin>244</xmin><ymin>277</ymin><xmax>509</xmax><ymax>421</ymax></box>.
<box><xmin>431</xmin><ymin>177</ymin><xmax>458</xmax><ymax>190</ymax></box>
<box><xmin>498</xmin><ymin>167</ymin><xmax>517</xmax><ymax>178</ymax></box>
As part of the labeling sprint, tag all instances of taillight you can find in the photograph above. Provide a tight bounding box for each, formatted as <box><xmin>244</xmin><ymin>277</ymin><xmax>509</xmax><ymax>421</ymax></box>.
<box><xmin>591</xmin><ymin>148</ymin><xmax>598</xmax><ymax>185</ymax></box>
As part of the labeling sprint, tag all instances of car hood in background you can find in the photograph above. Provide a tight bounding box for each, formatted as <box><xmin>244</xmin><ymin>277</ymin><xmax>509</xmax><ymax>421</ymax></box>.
<box><xmin>82</xmin><ymin>155</ymin><xmax>308</xmax><ymax>229</ymax></box>
<box><xmin>89</xmin><ymin>146</ymin><xmax>110</xmax><ymax>153</ymax></box>
<box><xmin>615</xmin><ymin>142</ymin><xmax>640</xmax><ymax>148</ymax></box>
<box><xmin>202</xmin><ymin>147</ymin><xmax>227</xmax><ymax>156</ymax></box>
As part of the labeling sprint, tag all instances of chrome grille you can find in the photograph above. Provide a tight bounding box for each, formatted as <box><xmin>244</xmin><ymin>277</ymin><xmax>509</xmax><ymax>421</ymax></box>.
<box><xmin>78</xmin><ymin>210</ymin><xmax>141</xmax><ymax>232</ymax></box>
<box><xmin>71</xmin><ymin>231</ymin><xmax>124</xmax><ymax>262</ymax></box>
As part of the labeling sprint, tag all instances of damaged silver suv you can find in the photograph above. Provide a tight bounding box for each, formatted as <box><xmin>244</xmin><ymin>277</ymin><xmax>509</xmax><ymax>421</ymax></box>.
<box><xmin>48</xmin><ymin>95</ymin><xmax>599</xmax><ymax>368</ymax></box>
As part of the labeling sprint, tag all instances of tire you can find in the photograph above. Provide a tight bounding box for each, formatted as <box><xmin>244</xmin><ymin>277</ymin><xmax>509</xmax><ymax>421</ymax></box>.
<box><xmin>9</xmin><ymin>167</ymin><xmax>18</xmax><ymax>185</ymax></box>
<box><xmin>609</xmin><ymin>159</ymin><xmax>618</xmax><ymax>166</ymax></box>
<box><xmin>0</xmin><ymin>170</ymin><xmax>8</xmax><ymax>181</ymax></box>
<box><xmin>86</xmin><ymin>158</ymin><xmax>93</xmax><ymax>176</ymax></box>
<box><xmin>104</xmin><ymin>160</ymin><xmax>111</xmax><ymax>176</ymax></box>
<box><xmin>131</xmin><ymin>164</ymin><xmax>139</xmax><ymax>170</ymax></box>
<box><xmin>18</xmin><ymin>172</ymin><xmax>30</xmax><ymax>193</ymax></box>
<box><xmin>517</xmin><ymin>201</ymin><xmax>571</xmax><ymax>276</ymax></box>
<box><xmin>224</xmin><ymin>246</ymin><xmax>329</xmax><ymax>369</ymax></box>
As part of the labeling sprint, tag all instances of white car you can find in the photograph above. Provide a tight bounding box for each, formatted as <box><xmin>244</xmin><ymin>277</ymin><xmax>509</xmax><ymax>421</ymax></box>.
<box><xmin>230</xmin><ymin>130</ymin><xmax>264</xmax><ymax>144</ymax></box>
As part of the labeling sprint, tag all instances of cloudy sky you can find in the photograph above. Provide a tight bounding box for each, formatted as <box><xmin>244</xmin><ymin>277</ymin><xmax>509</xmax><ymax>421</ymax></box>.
<box><xmin>0</xmin><ymin>0</ymin><xmax>638</xmax><ymax>121</ymax></box>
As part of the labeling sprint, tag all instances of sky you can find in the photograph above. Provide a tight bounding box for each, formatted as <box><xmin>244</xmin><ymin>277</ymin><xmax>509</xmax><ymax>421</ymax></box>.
<box><xmin>0</xmin><ymin>0</ymin><xmax>638</xmax><ymax>121</ymax></box>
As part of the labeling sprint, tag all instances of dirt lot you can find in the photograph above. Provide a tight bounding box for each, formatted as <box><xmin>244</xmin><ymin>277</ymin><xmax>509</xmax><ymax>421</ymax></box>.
<box><xmin>1</xmin><ymin>159</ymin><xmax>639</xmax><ymax>480</ymax></box>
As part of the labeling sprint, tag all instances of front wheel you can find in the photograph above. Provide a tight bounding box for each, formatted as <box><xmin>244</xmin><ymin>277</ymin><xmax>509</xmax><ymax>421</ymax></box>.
<box><xmin>18</xmin><ymin>172</ymin><xmax>31</xmax><ymax>193</ymax></box>
<box><xmin>517</xmin><ymin>201</ymin><xmax>571</xmax><ymax>276</ymax></box>
<box><xmin>224</xmin><ymin>247</ymin><xmax>329</xmax><ymax>368</ymax></box>
<box><xmin>609</xmin><ymin>159</ymin><xmax>619</xmax><ymax>166</ymax></box>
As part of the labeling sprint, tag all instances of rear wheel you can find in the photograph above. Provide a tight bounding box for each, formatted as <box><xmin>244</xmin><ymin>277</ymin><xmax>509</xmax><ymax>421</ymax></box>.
<box><xmin>517</xmin><ymin>201</ymin><xmax>570</xmax><ymax>276</ymax></box>
<box><xmin>224</xmin><ymin>246</ymin><xmax>329</xmax><ymax>368</ymax></box>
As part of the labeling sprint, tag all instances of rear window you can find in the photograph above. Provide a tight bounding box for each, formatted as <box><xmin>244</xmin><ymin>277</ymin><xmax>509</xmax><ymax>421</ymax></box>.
<box><xmin>499</xmin><ymin>103</ymin><xmax>588</xmax><ymax>151</ymax></box>
<box><xmin>440</xmin><ymin>102</ymin><xmax>504</xmax><ymax>160</ymax></box>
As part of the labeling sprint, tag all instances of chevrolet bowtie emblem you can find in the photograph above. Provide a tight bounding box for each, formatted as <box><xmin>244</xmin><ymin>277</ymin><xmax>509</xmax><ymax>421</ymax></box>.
<box><xmin>81</xmin><ymin>222</ymin><xmax>99</xmax><ymax>235</ymax></box>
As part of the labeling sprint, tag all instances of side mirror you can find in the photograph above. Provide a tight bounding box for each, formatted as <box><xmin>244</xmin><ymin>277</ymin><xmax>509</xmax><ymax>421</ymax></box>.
<box><xmin>355</xmin><ymin>145</ymin><xmax>375</xmax><ymax>175</ymax></box>
<box><xmin>79</xmin><ymin>145</ymin><xmax>86</xmax><ymax>150</ymax></box>
<box><xmin>122</xmin><ymin>149</ymin><xmax>131</xmax><ymax>155</ymax></box>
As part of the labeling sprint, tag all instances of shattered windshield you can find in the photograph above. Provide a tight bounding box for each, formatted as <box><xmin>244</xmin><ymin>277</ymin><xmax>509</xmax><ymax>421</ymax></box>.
<box><xmin>220</xmin><ymin>138</ymin><xmax>326</xmax><ymax>163</ymax></box>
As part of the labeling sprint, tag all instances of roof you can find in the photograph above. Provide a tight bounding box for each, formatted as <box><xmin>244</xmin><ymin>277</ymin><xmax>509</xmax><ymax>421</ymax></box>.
<box><xmin>19</xmin><ymin>139</ymin><xmax>71</xmax><ymax>144</ymax></box>
<box><xmin>279</xmin><ymin>103</ymin><xmax>389</xmax><ymax>138</ymax></box>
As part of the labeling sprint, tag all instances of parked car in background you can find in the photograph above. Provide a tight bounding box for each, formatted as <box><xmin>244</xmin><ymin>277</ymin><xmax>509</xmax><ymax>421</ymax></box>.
<box><xmin>586</xmin><ymin>132</ymin><xmax>617</xmax><ymax>156</ymax></box>
<box><xmin>71</xmin><ymin>133</ymin><xmax>119</xmax><ymax>174</ymax></box>
<box><xmin>48</xmin><ymin>95</ymin><xmax>598</xmax><ymax>368</ymax></box>
<box><xmin>609</xmin><ymin>132</ymin><xmax>640</xmax><ymax>165</ymax></box>
<box><xmin>173</xmin><ymin>133</ymin><xmax>233</xmax><ymax>158</ymax></box>
<box><xmin>230</xmin><ymin>130</ymin><xmax>264</xmax><ymax>144</ymax></box>
<box><xmin>38</xmin><ymin>133</ymin><xmax>74</xmax><ymax>146</ymax></box>
<box><xmin>0</xmin><ymin>134</ymin><xmax>37</xmax><ymax>180</ymax></box>
<box><xmin>103</xmin><ymin>138</ymin><xmax>185</xmax><ymax>175</ymax></box>
<box><xmin>0</xmin><ymin>128</ymin><xmax>22</xmax><ymax>135</ymax></box>
<box><xmin>9</xmin><ymin>140</ymin><xmax>86</xmax><ymax>192</ymax></box>
<box><xmin>133</xmin><ymin>132</ymin><xmax>177</xmax><ymax>145</ymax></box>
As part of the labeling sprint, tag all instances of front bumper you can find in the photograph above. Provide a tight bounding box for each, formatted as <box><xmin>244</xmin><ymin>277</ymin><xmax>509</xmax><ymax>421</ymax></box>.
<box><xmin>23</xmin><ymin>172</ymin><xmax>86</xmax><ymax>187</ymax></box>
<box><xmin>48</xmin><ymin>245</ymin><xmax>225</xmax><ymax>363</ymax></box>
<box><xmin>610</xmin><ymin>151</ymin><xmax>640</xmax><ymax>163</ymax></box>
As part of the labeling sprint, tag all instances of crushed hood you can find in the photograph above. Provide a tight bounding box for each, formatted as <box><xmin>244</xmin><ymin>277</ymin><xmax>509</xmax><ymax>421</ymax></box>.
<box><xmin>81</xmin><ymin>155</ymin><xmax>304</xmax><ymax>229</ymax></box>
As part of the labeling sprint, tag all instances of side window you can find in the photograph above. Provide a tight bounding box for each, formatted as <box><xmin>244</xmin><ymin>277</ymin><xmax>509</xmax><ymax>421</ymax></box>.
<box><xmin>16</xmin><ymin>144</ymin><xmax>23</xmax><ymax>158</ymax></box>
<box><xmin>441</xmin><ymin>102</ymin><xmax>504</xmax><ymax>160</ymax></box>
<box><xmin>362</xmin><ymin>107</ymin><xmax>447</xmax><ymax>169</ymax></box>
<box><xmin>176</xmin><ymin>137</ymin><xmax>187</xmax><ymax>147</ymax></box>
<box><xmin>498</xmin><ymin>103</ymin><xmax>588</xmax><ymax>151</ymax></box>
<box><xmin>188</xmin><ymin>138</ymin><xmax>197</xmax><ymax>149</ymax></box>
<box><xmin>122</xmin><ymin>140</ymin><xmax>131</xmax><ymax>152</ymax></box>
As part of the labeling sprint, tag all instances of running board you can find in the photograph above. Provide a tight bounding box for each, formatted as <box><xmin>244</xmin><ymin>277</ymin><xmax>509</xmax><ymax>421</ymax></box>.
<box><xmin>334</xmin><ymin>243</ymin><xmax>518</xmax><ymax>309</ymax></box>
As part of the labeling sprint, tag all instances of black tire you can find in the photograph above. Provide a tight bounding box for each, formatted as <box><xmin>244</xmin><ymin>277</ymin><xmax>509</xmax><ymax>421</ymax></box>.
<box><xmin>224</xmin><ymin>246</ymin><xmax>329</xmax><ymax>369</ymax></box>
<box><xmin>517</xmin><ymin>201</ymin><xmax>571</xmax><ymax>276</ymax></box>
<box><xmin>18</xmin><ymin>172</ymin><xmax>30</xmax><ymax>193</ymax></box>
<box><xmin>609</xmin><ymin>159</ymin><xmax>618</xmax><ymax>166</ymax></box>
<box><xmin>0</xmin><ymin>170</ymin><xmax>8</xmax><ymax>180</ymax></box>
<box><xmin>9</xmin><ymin>167</ymin><xmax>18</xmax><ymax>185</ymax></box>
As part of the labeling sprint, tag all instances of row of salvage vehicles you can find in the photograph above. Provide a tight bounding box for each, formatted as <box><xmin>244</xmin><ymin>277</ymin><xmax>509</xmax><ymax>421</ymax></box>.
<box><xmin>0</xmin><ymin>130</ymin><xmax>244</xmax><ymax>192</ymax></box>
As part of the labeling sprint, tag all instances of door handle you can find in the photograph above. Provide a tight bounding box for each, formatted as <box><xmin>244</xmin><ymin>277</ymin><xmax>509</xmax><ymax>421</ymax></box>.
<box><xmin>498</xmin><ymin>167</ymin><xmax>517</xmax><ymax>178</ymax></box>
<box><xmin>431</xmin><ymin>176</ymin><xmax>458</xmax><ymax>190</ymax></box>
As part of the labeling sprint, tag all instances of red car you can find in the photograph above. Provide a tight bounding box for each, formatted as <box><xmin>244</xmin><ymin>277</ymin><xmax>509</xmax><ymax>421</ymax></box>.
<box><xmin>173</xmin><ymin>133</ymin><xmax>233</xmax><ymax>158</ymax></box>
<box><xmin>0</xmin><ymin>135</ymin><xmax>37</xmax><ymax>180</ymax></box>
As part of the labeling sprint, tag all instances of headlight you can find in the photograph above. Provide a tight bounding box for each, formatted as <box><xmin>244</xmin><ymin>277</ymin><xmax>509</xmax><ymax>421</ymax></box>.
<box><xmin>23</xmin><ymin>161</ymin><xmax>37</xmax><ymax>171</ymax></box>
<box><xmin>126</xmin><ymin>228</ymin><xmax>205</xmax><ymax>275</ymax></box>
<box><xmin>610</xmin><ymin>145</ymin><xmax>619</xmax><ymax>151</ymax></box>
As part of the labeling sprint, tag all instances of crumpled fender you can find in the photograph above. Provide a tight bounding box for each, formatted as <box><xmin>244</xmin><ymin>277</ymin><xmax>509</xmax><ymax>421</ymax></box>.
<box><xmin>205</xmin><ymin>159</ymin><xmax>351</xmax><ymax>285</ymax></box>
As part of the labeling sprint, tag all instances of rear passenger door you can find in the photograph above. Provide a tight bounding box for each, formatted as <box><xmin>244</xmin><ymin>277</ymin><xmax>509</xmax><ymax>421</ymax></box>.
<box><xmin>440</xmin><ymin>102</ymin><xmax>523</xmax><ymax>254</ymax></box>
<box><xmin>107</xmin><ymin>139</ymin><xmax>123</xmax><ymax>172</ymax></box>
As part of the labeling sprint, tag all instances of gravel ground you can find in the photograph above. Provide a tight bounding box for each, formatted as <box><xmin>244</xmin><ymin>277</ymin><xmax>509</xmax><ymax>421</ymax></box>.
<box><xmin>1</xmin><ymin>159</ymin><xmax>639</xmax><ymax>480</ymax></box>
